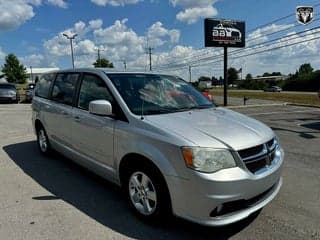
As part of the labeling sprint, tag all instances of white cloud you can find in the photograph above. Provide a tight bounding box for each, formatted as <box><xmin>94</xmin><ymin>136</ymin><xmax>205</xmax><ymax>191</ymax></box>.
<box><xmin>43</xmin><ymin>34</ymin><xmax>70</xmax><ymax>57</ymax></box>
<box><xmin>170</xmin><ymin>0</ymin><xmax>218</xmax><ymax>24</ymax></box>
<box><xmin>170</xmin><ymin>0</ymin><xmax>217</xmax><ymax>8</ymax></box>
<box><xmin>46</xmin><ymin>0</ymin><xmax>67</xmax><ymax>8</ymax></box>
<box><xmin>89</xmin><ymin>19</ymin><xmax>103</xmax><ymax>29</ymax></box>
<box><xmin>20</xmin><ymin>54</ymin><xmax>45</xmax><ymax>67</ymax></box>
<box><xmin>0</xmin><ymin>1</ymin><xmax>35</xmax><ymax>30</ymax></box>
<box><xmin>91</xmin><ymin>0</ymin><xmax>142</xmax><ymax>6</ymax></box>
<box><xmin>0</xmin><ymin>0</ymin><xmax>68</xmax><ymax>31</ymax></box>
<box><xmin>248</xmin><ymin>23</ymin><xmax>295</xmax><ymax>45</ymax></box>
<box><xmin>176</xmin><ymin>5</ymin><xmax>217</xmax><ymax>24</ymax></box>
<box><xmin>147</xmin><ymin>21</ymin><xmax>180</xmax><ymax>47</ymax></box>
<box><xmin>26</xmin><ymin>0</ymin><xmax>42</xmax><ymax>6</ymax></box>
<box><xmin>75</xmin><ymin>40</ymin><xmax>96</xmax><ymax>55</ymax></box>
<box><xmin>93</xmin><ymin>19</ymin><xmax>145</xmax><ymax>59</ymax></box>
<box><xmin>225</xmin><ymin>26</ymin><xmax>320</xmax><ymax>76</ymax></box>
<box><xmin>0</xmin><ymin>47</ymin><xmax>6</xmax><ymax>64</ymax></box>
<box><xmin>42</xmin><ymin>18</ymin><xmax>182</xmax><ymax>69</ymax></box>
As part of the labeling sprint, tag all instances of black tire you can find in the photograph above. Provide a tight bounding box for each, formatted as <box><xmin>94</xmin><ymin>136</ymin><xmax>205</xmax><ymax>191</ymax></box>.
<box><xmin>124</xmin><ymin>163</ymin><xmax>171</xmax><ymax>222</ymax></box>
<box><xmin>36</xmin><ymin>125</ymin><xmax>52</xmax><ymax>155</ymax></box>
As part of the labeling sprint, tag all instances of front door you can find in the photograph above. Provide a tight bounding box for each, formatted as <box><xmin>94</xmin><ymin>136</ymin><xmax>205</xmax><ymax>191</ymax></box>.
<box><xmin>72</xmin><ymin>73</ymin><xmax>115</xmax><ymax>176</ymax></box>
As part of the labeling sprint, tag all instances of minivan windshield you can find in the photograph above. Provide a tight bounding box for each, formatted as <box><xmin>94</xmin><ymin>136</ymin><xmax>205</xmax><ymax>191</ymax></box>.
<box><xmin>107</xmin><ymin>74</ymin><xmax>214</xmax><ymax>115</ymax></box>
<box><xmin>0</xmin><ymin>84</ymin><xmax>16</xmax><ymax>90</ymax></box>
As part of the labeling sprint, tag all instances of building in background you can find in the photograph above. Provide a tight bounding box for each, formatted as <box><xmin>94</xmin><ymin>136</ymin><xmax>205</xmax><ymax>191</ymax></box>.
<box><xmin>26</xmin><ymin>68</ymin><xmax>59</xmax><ymax>83</ymax></box>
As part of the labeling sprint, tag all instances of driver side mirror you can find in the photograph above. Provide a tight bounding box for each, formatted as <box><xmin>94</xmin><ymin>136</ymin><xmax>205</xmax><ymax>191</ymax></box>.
<box><xmin>89</xmin><ymin>100</ymin><xmax>113</xmax><ymax>116</ymax></box>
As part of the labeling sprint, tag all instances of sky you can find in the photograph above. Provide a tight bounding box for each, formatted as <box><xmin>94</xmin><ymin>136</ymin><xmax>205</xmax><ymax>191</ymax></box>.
<box><xmin>0</xmin><ymin>0</ymin><xmax>320</xmax><ymax>80</ymax></box>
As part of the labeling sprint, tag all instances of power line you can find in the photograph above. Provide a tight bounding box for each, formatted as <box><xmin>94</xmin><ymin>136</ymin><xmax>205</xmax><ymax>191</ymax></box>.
<box><xmin>247</xmin><ymin>2</ymin><xmax>320</xmax><ymax>33</ymax></box>
<box><xmin>156</xmin><ymin>20</ymin><xmax>319</xmax><ymax>69</ymax></box>
<box><xmin>154</xmin><ymin>5</ymin><xmax>320</xmax><ymax>69</ymax></box>
<box><xmin>155</xmin><ymin>32</ymin><xmax>320</xmax><ymax>72</ymax></box>
<box><xmin>154</xmin><ymin>26</ymin><xmax>320</xmax><ymax>70</ymax></box>
<box><xmin>192</xmin><ymin>26</ymin><xmax>320</xmax><ymax>67</ymax></box>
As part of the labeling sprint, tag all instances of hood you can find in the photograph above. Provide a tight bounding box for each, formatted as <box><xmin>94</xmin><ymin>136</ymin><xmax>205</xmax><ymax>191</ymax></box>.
<box><xmin>145</xmin><ymin>107</ymin><xmax>274</xmax><ymax>151</ymax></box>
<box><xmin>0</xmin><ymin>89</ymin><xmax>13</xmax><ymax>94</ymax></box>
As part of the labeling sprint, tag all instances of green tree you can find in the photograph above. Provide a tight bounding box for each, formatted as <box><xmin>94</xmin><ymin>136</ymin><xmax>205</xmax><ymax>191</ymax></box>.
<box><xmin>1</xmin><ymin>54</ymin><xmax>27</xmax><ymax>84</ymax></box>
<box><xmin>93</xmin><ymin>58</ymin><xmax>114</xmax><ymax>68</ymax></box>
<box><xmin>198</xmin><ymin>76</ymin><xmax>211</xmax><ymax>82</ymax></box>
<box><xmin>245</xmin><ymin>73</ymin><xmax>252</xmax><ymax>80</ymax></box>
<box><xmin>298</xmin><ymin>63</ymin><xmax>313</xmax><ymax>75</ymax></box>
<box><xmin>227</xmin><ymin>67</ymin><xmax>239</xmax><ymax>84</ymax></box>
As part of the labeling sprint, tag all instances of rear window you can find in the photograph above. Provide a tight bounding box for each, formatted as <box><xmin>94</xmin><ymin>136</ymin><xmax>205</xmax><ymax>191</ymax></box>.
<box><xmin>51</xmin><ymin>73</ymin><xmax>80</xmax><ymax>105</ymax></box>
<box><xmin>35</xmin><ymin>73</ymin><xmax>55</xmax><ymax>98</ymax></box>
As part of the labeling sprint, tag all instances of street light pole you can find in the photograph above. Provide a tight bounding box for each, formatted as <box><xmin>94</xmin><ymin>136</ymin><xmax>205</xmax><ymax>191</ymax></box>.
<box><xmin>63</xmin><ymin>33</ymin><xmax>77</xmax><ymax>69</ymax></box>
<box><xmin>30</xmin><ymin>66</ymin><xmax>33</xmax><ymax>83</ymax></box>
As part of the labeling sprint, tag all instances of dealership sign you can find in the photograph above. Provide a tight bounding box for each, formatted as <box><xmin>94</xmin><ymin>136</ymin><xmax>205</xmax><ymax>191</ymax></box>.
<box><xmin>204</xmin><ymin>18</ymin><xmax>245</xmax><ymax>48</ymax></box>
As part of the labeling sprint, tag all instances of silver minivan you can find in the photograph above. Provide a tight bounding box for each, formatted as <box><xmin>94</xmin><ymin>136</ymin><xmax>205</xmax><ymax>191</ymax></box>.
<box><xmin>32</xmin><ymin>68</ymin><xmax>283</xmax><ymax>226</ymax></box>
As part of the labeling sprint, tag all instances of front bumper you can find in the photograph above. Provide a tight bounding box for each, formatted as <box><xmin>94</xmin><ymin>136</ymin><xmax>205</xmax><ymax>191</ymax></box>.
<box><xmin>0</xmin><ymin>95</ymin><xmax>17</xmax><ymax>102</ymax></box>
<box><xmin>166</xmin><ymin>152</ymin><xmax>283</xmax><ymax>226</ymax></box>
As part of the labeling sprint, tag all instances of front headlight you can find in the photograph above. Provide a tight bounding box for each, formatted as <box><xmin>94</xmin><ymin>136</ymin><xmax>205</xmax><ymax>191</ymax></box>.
<box><xmin>181</xmin><ymin>147</ymin><xmax>236</xmax><ymax>173</ymax></box>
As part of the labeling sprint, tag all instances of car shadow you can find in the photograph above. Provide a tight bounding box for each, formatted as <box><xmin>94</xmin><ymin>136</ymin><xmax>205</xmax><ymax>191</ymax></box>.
<box><xmin>3</xmin><ymin>141</ymin><xmax>260</xmax><ymax>240</ymax></box>
<box><xmin>271</xmin><ymin>125</ymin><xmax>319</xmax><ymax>139</ymax></box>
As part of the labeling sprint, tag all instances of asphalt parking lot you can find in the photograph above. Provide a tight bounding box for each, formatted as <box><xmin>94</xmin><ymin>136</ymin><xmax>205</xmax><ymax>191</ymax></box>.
<box><xmin>0</xmin><ymin>103</ymin><xmax>319</xmax><ymax>240</ymax></box>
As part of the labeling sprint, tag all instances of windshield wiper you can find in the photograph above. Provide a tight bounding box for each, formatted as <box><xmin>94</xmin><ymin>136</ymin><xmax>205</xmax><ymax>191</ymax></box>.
<box><xmin>177</xmin><ymin>105</ymin><xmax>212</xmax><ymax>111</ymax></box>
<box><xmin>143</xmin><ymin>107</ymin><xmax>180</xmax><ymax>115</ymax></box>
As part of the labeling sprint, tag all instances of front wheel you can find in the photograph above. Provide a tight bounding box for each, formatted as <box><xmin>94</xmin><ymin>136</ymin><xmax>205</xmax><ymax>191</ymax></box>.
<box><xmin>125</xmin><ymin>164</ymin><xmax>171</xmax><ymax>221</ymax></box>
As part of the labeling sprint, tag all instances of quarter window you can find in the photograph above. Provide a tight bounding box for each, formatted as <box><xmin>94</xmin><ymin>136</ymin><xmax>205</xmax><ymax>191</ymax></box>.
<box><xmin>51</xmin><ymin>73</ymin><xmax>79</xmax><ymax>105</ymax></box>
<box><xmin>34</xmin><ymin>73</ymin><xmax>55</xmax><ymax>98</ymax></box>
<box><xmin>78</xmin><ymin>74</ymin><xmax>113</xmax><ymax>111</ymax></box>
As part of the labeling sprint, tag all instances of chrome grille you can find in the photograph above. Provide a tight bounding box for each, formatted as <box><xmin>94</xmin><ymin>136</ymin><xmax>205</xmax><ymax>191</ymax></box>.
<box><xmin>238</xmin><ymin>138</ymin><xmax>277</xmax><ymax>174</ymax></box>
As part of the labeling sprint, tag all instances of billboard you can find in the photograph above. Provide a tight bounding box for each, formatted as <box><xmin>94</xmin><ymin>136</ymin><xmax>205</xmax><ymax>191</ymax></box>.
<box><xmin>204</xmin><ymin>18</ymin><xmax>245</xmax><ymax>48</ymax></box>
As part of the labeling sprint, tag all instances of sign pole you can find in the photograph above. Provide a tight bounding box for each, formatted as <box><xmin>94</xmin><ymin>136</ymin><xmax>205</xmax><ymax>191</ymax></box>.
<box><xmin>223</xmin><ymin>46</ymin><xmax>228</xmax><ymax>106</ymax></box>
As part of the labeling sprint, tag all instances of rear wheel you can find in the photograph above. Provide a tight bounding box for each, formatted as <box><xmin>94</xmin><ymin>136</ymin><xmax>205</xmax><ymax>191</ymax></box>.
<box><xmin>124</xmin><ymin>163</ymin><xmax>171</xmax><ymax>221</ymax></box>
<box><xmin>37</xmin><ymin>126</ymin><xmax>52</xmax><ymax>155</ymax></box>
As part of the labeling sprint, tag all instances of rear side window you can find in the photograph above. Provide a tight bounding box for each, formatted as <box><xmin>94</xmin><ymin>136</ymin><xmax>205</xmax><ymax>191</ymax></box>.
<box><xmin>78</xmin><ymin>74</ymin><xmax>113</xmax><ymax>111</ymax></box>
<box><xmin>35</xmin><ymin>73</ymin><xmax>55</xmax><ymax>98</ymax></box>
<box><xmin>51</xmin><ymin>73</ymin><xmax>80</xmax><ymax>105</ymax></box>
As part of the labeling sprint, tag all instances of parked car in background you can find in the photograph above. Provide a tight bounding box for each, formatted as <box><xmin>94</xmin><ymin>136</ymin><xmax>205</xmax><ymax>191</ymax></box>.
<box><xmin>0</xmin><ymin>83</ymin><xmax>19</xmax><ymax>103</ymax></box>
<box><xmin>25</xmin><ymin>83</ymin><xmax>36</xmax><ymax>102</ymax></box>
<box><xmin>264</xmin><ymin>86</ymin><xmax>282</xmax><ymax>92</ymax></box>
<box><xmin>32</xmin><ymin>69</ymin><xmax>283</xmax><ymax>226</ymax></box>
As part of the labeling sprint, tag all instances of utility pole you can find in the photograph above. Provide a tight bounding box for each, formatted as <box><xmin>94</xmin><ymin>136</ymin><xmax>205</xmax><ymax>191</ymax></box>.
<box><xmin>63</xmin><ymin>33</ymin><xmax>77</xmax><ymax>69</ymax></box>
<box><xmin>188</xmin><ymin>66</ymin><xmax>192</xmax><ymax>83</ymax></box>
<box><xmin>123</xmin><ymin>60</ymin><xmax>127</xmax><ymax>70</ymax></box>
<box><xmin>147</xmin><ymin>47</ymin><xmax>153</xmax><ymax>71</ymax></box>
<box><xmin>223</xmin><ymin>46</ymin><xmax>228</xmax><ymax>106</ymax></box>
<box><xmin>95</xmin><ymin>47</ymin><xmax>105</xmax><ymax>67</ymax></box>
<box><xmin>30</xmin><ymin>66</ymin><xmax>33</xmax><ymax>83</ymax></box>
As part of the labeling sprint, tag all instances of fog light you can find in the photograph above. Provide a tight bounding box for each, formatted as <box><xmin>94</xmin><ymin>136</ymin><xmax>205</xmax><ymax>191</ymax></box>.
<box><xmin>210</xmin><ymin>204</ymin><xmax>223</xmax><ymax>217</ymax></box>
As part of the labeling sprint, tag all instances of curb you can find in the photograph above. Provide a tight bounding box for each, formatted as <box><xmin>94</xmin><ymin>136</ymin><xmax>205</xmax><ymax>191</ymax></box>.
<box><xmin>223</xmin><ymin>103</ymin><xmax>288</xmax><ymax>109</ymax></box>
<box><xmin>286</xmin><ymin>103</ymin><xmax>320</xmax><ymax>108</ymax></box>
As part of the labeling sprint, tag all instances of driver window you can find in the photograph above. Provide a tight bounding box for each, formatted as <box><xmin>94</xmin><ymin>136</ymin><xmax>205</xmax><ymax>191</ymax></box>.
<box><xmin>78</xmin><ymin>74</ymin><xmax>113</xmax><ymax>111</ymax></box>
